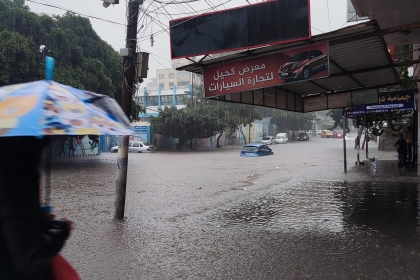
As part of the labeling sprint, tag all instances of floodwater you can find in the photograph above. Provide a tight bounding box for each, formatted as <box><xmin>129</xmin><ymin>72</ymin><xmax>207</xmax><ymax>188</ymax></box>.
<box><xmin>46</xmin><ymin>136</ymin><xmax>420</xmax><ymax>279</ymax></box>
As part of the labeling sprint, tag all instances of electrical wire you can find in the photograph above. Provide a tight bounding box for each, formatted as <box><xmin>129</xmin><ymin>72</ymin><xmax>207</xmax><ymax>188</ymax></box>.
<box><xmin>326</xmin><ymin>0</ymin><xmax>331</xmax><ymax>31</ymax></box>
<box><xmin>26</xmin><ymin>0</ymin><xmax>125</xmax><ymax>26</ymax></box>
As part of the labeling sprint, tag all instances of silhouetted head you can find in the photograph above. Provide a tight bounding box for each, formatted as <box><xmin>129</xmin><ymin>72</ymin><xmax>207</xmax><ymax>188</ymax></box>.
<box><xmin>0</xmin><ymin>136</ymin><xmax>49</xmax><ymax>173</ymax></box>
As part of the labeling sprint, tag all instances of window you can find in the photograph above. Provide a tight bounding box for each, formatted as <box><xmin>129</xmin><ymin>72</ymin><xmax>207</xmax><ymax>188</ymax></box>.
<box><xmin>134</xmin><ymin>96</ymin><xmax>144</xmax><ymax>105</ymax></box>
<box><xmin>176</xmin><ymin>95</ymin><xmax>186</xmax><ymax>105</ymax></box>
<box><xmin>177</xmin><ymin>81</ymin><xmax>189</xmax><ymax>87</ymax></box>
<box><xmin>169</xmin><ymin>82</ymin><xmax>174</xmax><ymax>88</ymax></box>
<box><xmin>147</xmin><ymin>96</ymin><xmax>158</xmax><ymax>106</ymax></box>
<box><xmin>132</xmin><ymin>142</ymin><xmax>139</xmax><ymax>147</ymax></box>
<box><xmin>161</xmin><ymin>95</ymin><xmax>173</xmax><ymax>106</ymax></box>
<box><xmin>169</xmin><ymin>73</ymin><xmax>175</xmax><ymax>79</ymax></box>
<box><xmin>158</xmin><ymin>74</ymin><xmax>164</xmax><ymax>79</ymax></box>
<box><xmin>158</xmin><ymin>83</ymin><xmax>164</xmax><ymax>89</ymax></box>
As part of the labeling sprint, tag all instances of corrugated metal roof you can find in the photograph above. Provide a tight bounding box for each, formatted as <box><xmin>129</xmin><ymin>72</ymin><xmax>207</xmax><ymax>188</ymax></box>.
<box><xmin>177</xmin><ymin>20</ymin><xmax>401</xmax><ymax>112</ymax></box>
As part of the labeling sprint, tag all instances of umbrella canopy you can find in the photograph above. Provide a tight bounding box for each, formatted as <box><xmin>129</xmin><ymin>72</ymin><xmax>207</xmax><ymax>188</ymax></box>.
<box><xmin>0</xmin><ymin>80</ymin><xmax>134</xmax><ymax>136</ymax></box>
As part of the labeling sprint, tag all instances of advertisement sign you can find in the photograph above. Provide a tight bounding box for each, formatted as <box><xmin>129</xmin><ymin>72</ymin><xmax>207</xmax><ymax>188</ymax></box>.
<box><xmin>204</xmin><ymin>42</ymin><xmax>329</xmax><ymax>98</ymax></box>
<box><xmin>170</xmin><ymin>0</ymin><xmax>310</xmax><ymax>59</ymax></box>
<box><xmin>344</xmin><ymin>90</ymin><xmax>415</xmax><ymax>118</ymax></box>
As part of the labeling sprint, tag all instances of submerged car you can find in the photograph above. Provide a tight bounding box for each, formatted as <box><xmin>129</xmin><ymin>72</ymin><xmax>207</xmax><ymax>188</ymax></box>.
<box><xmin>111</xmin><ymin>141</ymin><xmax>155</xmax><ymax>153</ymax></box>
<box><xmin>261</xmin><ymin>136</ymin><xmax>276</xmax><ymax>145</ymax></box>
<box><xmin>296</xmin><ymin>133</ymin><xmax>309</xmax><ymax>141</ymax></box>
<box><xmin>240</xmin><ymin>144</ymin><xmax>273</xmax><ymax>157</ymax></box>
<box><xmin>279</xmin><ymin>49</ymin><xmax>328</xmax><ymax>81</ymax></box>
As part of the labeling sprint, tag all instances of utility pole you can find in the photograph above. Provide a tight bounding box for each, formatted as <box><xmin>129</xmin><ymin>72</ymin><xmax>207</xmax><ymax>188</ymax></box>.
<box><xmin>114</xmin><ymin>0</ymin><xmax>141</xmax><ymax>220</ymax></box>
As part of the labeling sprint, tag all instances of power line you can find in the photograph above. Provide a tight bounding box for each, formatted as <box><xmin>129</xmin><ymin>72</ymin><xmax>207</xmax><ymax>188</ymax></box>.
<box><xmin>26</xmin><ymin>0</ymin><xmax>125</xmax><ymax>26</ymax></box>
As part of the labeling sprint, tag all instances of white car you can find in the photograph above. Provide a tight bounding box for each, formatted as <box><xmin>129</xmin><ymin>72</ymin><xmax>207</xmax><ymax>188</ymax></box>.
<box><xmin>275</xmin><ymin>135</ymin><xmax>288</xmax><ymax>144</ymax></box>
<box><xmin>111</xmin><ymin>141</ymin><xmax>155</xmax><ymax>153</ymax></box>
<box><xmin>275</xmin><ymin>133</ymin><xmax>288</xmax><ymax>144</ymax></box>
<box><xmin>261</xmin><ymin>136</ymin><xmax>276</xmax><ymax>145</ymax></box>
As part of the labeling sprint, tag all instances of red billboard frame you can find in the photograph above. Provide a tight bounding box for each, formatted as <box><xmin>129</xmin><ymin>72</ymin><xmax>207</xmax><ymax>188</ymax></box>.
<box><xmin>203</xmin><ymin>42</ymin><xmax>329</xmax><ymax>98</ymax></box>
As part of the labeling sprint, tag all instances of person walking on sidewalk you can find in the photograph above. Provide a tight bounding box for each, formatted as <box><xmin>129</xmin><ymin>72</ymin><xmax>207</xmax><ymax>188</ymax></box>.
<box><xmin>394</xmin><ymin>133</ymin><xmax>408</xmax><ymax>169</ymax></box>
<box><xmin>405</xmin><ymin>127</ymin><xmax>413</xmax><ymax>162</ymax></box>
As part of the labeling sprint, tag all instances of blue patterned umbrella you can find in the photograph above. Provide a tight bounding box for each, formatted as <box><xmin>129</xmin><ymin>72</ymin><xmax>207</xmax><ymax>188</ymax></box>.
<box><xmin>0</xmin><ymin>80</ymin><xmax>134</xmax><ymax>136</ymax></box>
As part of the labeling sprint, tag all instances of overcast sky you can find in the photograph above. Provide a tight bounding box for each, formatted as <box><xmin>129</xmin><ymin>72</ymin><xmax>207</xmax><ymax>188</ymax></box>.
<box><xmin>26</xmin><ymin>0</ymin><xmax>359</xmax><ymax>88</ymax></box>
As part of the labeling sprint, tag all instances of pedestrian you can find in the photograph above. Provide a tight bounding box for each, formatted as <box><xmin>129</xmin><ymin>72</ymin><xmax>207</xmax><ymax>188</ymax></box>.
<box><xmin>394</xmin><ymin>133</ymin><xmax>408</xmax><ymax>169</ymax></box>
<box><xmin>66</xmin><ymin>136</ymin><xmax>75</xmax><ymax>157</ymax></box>
<box><xmin>405</xmin><ymin>127</ymin><xmax>413</xmax><ymax>162</ymax></box>
<box><xmin>0</xmin><ymin>136</ymin><xmax>73</xmax><ymax>279</ymax></box>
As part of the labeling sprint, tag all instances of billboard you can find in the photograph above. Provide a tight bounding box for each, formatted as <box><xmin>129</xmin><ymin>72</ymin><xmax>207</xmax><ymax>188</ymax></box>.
<box><xmin>170</xmin><ymin>0</ymin><xmax>310</xmax><ymax>59</ymax></box>
<box><xmin>344</xmin><ymin>90</ymin><xmax>415</xmax><ymax>118</ymax></box>
<box><xmin>204</xmin><ymin>42</ymin><xmax>329</xmax><ymax>98</ymax></box>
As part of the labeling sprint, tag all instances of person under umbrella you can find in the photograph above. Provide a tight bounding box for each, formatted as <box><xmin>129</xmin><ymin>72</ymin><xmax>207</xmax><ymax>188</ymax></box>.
<box><xmin>0</xmin><ymin>136</ymin><xmax>73</xmax><ymax>279</ymax></box>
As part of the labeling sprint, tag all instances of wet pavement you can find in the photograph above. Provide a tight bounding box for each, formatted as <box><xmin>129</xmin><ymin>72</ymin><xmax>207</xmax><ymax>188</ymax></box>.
<box><xmin>46</xmin><ymin>136</ymin><xmax>419</xmax><ymax>279</ymax></box>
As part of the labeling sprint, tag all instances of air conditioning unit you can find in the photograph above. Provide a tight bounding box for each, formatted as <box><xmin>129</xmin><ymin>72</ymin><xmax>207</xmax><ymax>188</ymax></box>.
<box><xmin>136</xmin><ymin>52</ymin><xmax>149</xmax><ymax>79</ymax></box>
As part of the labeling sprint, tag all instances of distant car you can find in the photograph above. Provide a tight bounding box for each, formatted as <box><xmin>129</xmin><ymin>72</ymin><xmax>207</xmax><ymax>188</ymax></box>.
<box><xmin>279</xmin><ymin>49</ymin><xmax>328</xmax><ymax>81</ymax></box>
<box><xmin>332</xmin><ymin>132</ymin><xmax>343</xmax><ymax>139</ymax></box>
<box><xmin>321</xmin><ymin>129</ymin><xmax>333</xmax><ymax>138</ymax></box>
<box><xmin>296</xmin><ymin>133</ymin><xmax>309</xmax><ymax>141</ymax></box>
<box><xmin>316</xmin><ymin>130</ymin><xmax>322</xmax><ymax>135</ymax></box>
<box><xmin>261</xmin><ymin>136</ymin><xmax>276</xmax><ymax>145</ymax></box>
<box><xmin>111</xmin><ymin>141</ymin><xmax>155</xmax><ymax>153</ymax></box>
<box><xmin>275</xmin><ymin>133</ymin><xmax>288</xmax><ymax>144</ymax></box>
<box><xmin>240</xmin><ymin>144</ymin><xmax>273</xmax><ymax>157</ymax></box>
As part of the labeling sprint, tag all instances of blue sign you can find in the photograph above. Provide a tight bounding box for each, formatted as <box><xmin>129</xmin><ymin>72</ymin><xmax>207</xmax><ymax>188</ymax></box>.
<box><xmin>134</xmin><ymin>126</ymin><xmax>147</xmax><ymax>134</ymax></box>
<box><xmin>344</xmin><ymin>90</ymin><xmax>415</xmax><ymax>118</ymax></box>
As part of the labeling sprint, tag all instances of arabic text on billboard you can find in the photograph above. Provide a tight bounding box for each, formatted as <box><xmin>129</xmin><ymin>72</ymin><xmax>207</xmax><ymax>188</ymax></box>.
<box><xmin>170</xmin><ymin>0</ymin><xmax>310</xmax><ymax>59</ymax></box>
<box><xmin>204</xmin><ymin>42</ymin><xmax>329</xmax><ymax>98</ymax></box>
<box><xmin>343</xmin><ymin>90</ymin><xmax>415</xmax><ymax>118</ymax></box>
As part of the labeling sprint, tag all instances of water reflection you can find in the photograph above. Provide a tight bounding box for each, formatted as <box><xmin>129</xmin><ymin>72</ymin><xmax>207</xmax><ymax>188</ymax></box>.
<box><xmin>338</xmin><ymin>181</ymin><xmax>419</xmax><ymax>239</ymax></box>
<box><xmin>215</xmin><ymin>181</ymin><xmax>420</xmax><ymax>238</ymax></box>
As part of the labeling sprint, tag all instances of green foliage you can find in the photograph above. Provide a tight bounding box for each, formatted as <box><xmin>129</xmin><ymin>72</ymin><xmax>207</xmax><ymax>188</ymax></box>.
<box><xmin>0</xmin><ymin>1</ymin><xmax>142</xmax><ymax>120</ymax></box>
<box><xmin>326</xmin><ymin>109</ymin><xmax>348</xmax><ymax>131</ymax></box>
<box><xmin>268</xmin><ymin>108</ymin><xmax>316</xmax><ymax>133</ymax></box>
<box><xmin>150</xmin><ymin>85</ymin><xmax>264</xmax><ymax>148</ymax></box>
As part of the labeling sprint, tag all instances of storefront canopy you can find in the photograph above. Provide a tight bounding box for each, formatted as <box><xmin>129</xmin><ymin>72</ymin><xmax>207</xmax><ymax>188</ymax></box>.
<box><xmin>178</xmin><ymin>20</ymin><xmax>419</xmax><ymax>113</ymax></box>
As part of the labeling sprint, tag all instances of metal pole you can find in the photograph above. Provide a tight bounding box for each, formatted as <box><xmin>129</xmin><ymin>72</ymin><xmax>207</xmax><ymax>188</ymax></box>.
<box><xmin>342</xmin><ymin>113</ymin><xmax>347</xmax><ymax>173</ymax></box>
<box><xmin>115</xmin><ymin>0</ymin><xmax>140</xmax><ymax>220</ymax></box>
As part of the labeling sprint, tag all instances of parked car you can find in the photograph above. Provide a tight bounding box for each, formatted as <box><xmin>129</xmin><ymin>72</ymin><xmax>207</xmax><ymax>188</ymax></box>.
<box><xmin>275</xmin><ymin>133</ymin><xmax>288</xmax><ymax>144</ymax></box>
<box><xmin>261</xmin><ymin>136</ymin><xmax>276</xmax><ymax>145</ymax></box>
<box><xmin>332</xmin><ymin>131</ymin><xmax>343</xmax><ymax>139</ymax></box>
<box><xmin>321</xmin><ymin>129</ymin><xmax>333</xmax><ymax>138</ymax></box>
<box><xmin>278</xmin><ymin>49</ymin><xmax>328</xmax><ymax>81</ymax></box>
<box><xmin>240</xmin><ymin>144</ymin><xmax>273</xmax><ymax>157</ymax></box>
<box><xmin>296</xmin><ymin>132</ymin><xmax>309</xmax><ymax>141</ymax></box>
<box><xmin>111</xmin><ymin>141</ymin><xmax>155</xmax><ymax>153</ymax></box>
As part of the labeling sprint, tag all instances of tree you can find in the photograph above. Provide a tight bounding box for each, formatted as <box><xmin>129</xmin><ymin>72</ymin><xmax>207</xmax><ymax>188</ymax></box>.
<box><xmin>149</xmin><ymin>105</ymin><xmax>222</xmax><ymax>151</ymax></box>
<box><xmin>0</xmin><ymin>1</ymin><xmax>143</xmax><ymax>120</ymax></box>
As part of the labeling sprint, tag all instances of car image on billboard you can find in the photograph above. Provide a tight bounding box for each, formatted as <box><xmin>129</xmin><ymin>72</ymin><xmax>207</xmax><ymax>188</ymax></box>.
<box><xmin>279</xmin><ymin>49</ymin><xmax>328</xmax><ymax>81</ymax></box>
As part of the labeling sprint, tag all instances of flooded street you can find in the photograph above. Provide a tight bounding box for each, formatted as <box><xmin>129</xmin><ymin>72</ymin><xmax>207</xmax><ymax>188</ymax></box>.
<box><xmin>48</xmin><ymin>136</ymin><xmax>420</xmax><ymax>279</ymax></box>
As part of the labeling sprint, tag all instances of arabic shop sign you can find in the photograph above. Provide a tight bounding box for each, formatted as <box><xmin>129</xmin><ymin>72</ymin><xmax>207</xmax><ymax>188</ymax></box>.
<box><xmin>343</xmin><ymin>90</ymin><xmax>415</xmax><ymax>118</ymax></box>
<box><xmin>203</xmin><ymin>42</ymin><xmax>329</xmax><ymax>98</ymax></box>
<box><xmin>303</xmin><ymin>92</ymin><xmax>353</xmax><ymax>112</ymax></box>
